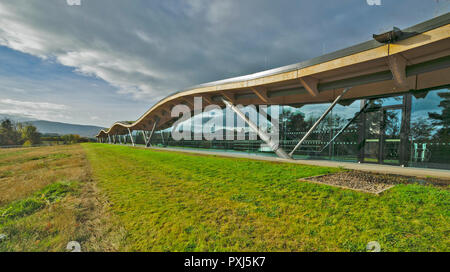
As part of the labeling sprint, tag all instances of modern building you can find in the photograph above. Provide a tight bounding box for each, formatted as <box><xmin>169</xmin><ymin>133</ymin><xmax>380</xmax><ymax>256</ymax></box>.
<box><xmin>97</xmin><ymin>13</ymin><xmax>450</xmax><ymax>170</ymax></box>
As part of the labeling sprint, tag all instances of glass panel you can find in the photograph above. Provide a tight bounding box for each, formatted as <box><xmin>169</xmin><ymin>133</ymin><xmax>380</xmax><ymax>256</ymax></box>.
<box><xmin>370</xmin><ymin>96</ymin><xmax>403</xmax><ymax>108</ymax></box>
<box><xmin>286</xmin><ymin>101</ymin><xmax>363</xmax><ymax>162</ymax></box>
<box><xmin>329</xmin><ymin>101</ymin><xmax>361</xmax><ymax>162</ymax></box>
<box><xmin>382</xmin><ymin>108</ymin><xmax>402</xmax><ymax>165</ymax></box>
<box><xmin>283</xmin><ymin>103</ymin><xmax>332</xmax><ymax>160</ymax></box>
<box><xmin>364</xmin><ymin>110</ymin><xmax>381</xmax><ymax>163</ymax></box>
<box><xmin>410</xmin><ymin>88</ymin><xmax>450</xmax><ymax>169</ymax></box>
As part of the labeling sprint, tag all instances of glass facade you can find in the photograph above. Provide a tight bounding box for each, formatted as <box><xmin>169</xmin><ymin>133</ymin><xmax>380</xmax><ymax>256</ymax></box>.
<box><xmin>152</xmin><ymin>86</ymin><xmax>450</xmax><ymax>170</ymax></box>
<box><xmin>409</xmin><ymin>87</ymin><xmax>450</xmax><ymax>169</ymax></box>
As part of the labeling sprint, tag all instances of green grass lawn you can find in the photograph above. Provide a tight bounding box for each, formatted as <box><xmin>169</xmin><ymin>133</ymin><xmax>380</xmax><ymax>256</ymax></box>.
<box><xmin>83</xmin><ymin>143</ymin><xmax>449</xmax><ymax>252</ymax></box>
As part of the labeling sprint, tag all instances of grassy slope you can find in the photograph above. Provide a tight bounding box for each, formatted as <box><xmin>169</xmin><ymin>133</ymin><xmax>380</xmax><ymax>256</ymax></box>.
<box><xmin>83</xmin><ymin>143</ymin><xmax>449</xmax><ymax>252</ymax></box>
<box><xmin>0</xmin><ymin>145</ymin><xmax>85</xmax><ymax>205</ymax></box>
<box><xmin>0</xmin><ymin>145</ymin><xmax>121</xmax><ymax>252</ymax></box>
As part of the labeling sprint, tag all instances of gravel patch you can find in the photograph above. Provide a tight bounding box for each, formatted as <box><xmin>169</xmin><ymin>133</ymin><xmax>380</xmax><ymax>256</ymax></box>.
<box><xmin>300</xmin><ymin>170</ymin><xmax>449</xmax><ymax>194</ymax></box>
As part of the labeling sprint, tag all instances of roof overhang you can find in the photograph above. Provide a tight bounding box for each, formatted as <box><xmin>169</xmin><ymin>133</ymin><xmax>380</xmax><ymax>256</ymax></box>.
<box><xmin>97</xmin><ymin>13</ymin><xmax>450</xmax><ymax>137</ymax></box>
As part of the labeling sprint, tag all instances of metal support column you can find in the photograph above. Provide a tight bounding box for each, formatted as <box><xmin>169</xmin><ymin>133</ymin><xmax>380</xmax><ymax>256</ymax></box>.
<box><xmin>289</xmin><ymin>88</ymin><xmax>351</xmax><ymax>157</ymax></box>
<box><xmin>357</xmin><ymin>99</ymin><xmax>367</xmax><ymax>163</ymax></box>
<box><xmin>127</xmin><ymin>128</ymin><xmax>135</xmax><ymax>146</ymax></box>
<box><xmin>400</xmin><ymin>93</ymin><xmax>412</xmax><ymax>166</ymax></box>
<box><xmin>222</xmin><ymin>99</ymin><xmax>291</xmax><ymax>159</ymax></box>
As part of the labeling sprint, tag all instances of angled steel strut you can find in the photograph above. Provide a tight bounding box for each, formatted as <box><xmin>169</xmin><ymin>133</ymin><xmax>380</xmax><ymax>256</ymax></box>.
<box><xmin>146</xmin><ymin>122</ymin><xmax>157</xmax><ymax>147</ymax></box>
<box><xmin>143</xmin><ymin>131</ymin><xmax>149</xmax><ymax>146</ymax></box>
<box><xmin>222</xmin><ymin>99</ymin><xmax>291</xmax><ymax>159</ymax></box>
<box><xmin>318</xmin><ymin>99</ymin><xmax>371</xmax><ymax>153</ymax></box>
<box><xmin>127</xmin><ymin>128</ymin><xmax>135</xmax><ymax>146</ymax></box>
<box><xmin>289</xmin><ymin>87</ymin><xmax>351</xmax><ymax>157</ymax></box>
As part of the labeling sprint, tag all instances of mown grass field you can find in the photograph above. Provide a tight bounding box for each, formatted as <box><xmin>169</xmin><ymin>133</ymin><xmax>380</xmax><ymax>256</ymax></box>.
<box><xmin>84</xmin><ymin>144</ymin><xmax>448</xmax><ymax>252</ymax></box>
<box><xmin>0</xmin><ymin>145</ymin><xmax>122</xmax><ymax>251</ymax></box>
<box><xmin>0</xmin><ymin>143</ymin><xmax>449</xmax><ymax>251</ymax></box>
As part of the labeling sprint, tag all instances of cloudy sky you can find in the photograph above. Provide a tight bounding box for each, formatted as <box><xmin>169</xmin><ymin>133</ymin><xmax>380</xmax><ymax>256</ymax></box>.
<box><xmin>0</xmin><ymin>0</ymin><xmax>448</xmax><ymax>127</ymax></box>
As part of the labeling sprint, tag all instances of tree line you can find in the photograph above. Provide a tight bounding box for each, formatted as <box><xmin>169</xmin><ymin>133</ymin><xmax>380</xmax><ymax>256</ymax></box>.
<box><xmin>0</xmin><ymin>118</ymin><xmax>92</xmax><ymax>146</ymax></box>
<box><xmin>41</xmin><ymin>134</ymin><xmax>91</xmax><ymax>144</ymax></box>
<box><xmin>0</xmin><ymin>119</ymin><xmax>41</xmax><ymax>146</ymax></box>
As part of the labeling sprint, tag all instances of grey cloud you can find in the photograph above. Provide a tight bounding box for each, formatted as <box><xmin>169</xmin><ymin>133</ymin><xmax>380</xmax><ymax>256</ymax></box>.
<box><xmin>0</xmin><ymin>0</ymin><xmax>448</xmax><ymax>121</ymax></box>
<box><xmin>0</xmin><ymin>98</ymin><xmax>69</xmax><ymax>121</ymax></box>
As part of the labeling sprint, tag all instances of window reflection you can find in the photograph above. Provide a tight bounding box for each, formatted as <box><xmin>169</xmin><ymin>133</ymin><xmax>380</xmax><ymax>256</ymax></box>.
<box><xmin>410</xmin><ymin>87</ymin><xmax>450</xmax><ymax>169</ymax></box>
<box><xmin>162</xmin><ymin>87</ymin><xmax>450</xmax><ymax>170</ymax></box>
<box><xmin>371</xmin><ymin>96</ymin><xmax>403</xmax><ymax>108</ymax></box>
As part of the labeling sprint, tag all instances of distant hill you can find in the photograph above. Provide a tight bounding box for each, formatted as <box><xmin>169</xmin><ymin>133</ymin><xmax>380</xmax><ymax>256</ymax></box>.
<box><xmin>29</xmin><ymin>120</ymin><xmax>105</xmax><ymax>138</ymax></box>
<box><xmin>0</xmin><ymin>114</ymin><xmax>105</xmax><ymax>138</ymax></box>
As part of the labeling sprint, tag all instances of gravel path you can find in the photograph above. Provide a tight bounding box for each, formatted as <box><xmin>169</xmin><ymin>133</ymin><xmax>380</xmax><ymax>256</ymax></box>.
<box><xmin>302</xmin><ymin>171</ymin><xmax>449</xmax><ymax>194</ymax></box>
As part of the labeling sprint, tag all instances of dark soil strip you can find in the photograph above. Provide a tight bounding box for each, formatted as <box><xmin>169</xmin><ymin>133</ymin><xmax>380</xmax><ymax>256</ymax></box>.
<box><xmin>301</xmin><ymin>170</ymin><xmax>450</xmax><ymax>194</ymax></box>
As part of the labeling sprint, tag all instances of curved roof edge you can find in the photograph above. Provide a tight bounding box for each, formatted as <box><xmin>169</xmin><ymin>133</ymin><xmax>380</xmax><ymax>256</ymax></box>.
<box><xmin>97</xmin><ymin>13</ymin><xmax>450</xmax><ymax>137</ymax></box>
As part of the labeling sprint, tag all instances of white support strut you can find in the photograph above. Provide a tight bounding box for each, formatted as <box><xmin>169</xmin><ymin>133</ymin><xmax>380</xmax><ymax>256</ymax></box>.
<box><xmin>143</xmin><ymin>131</ymin><xmax>149</xmax><ymax>147</ymax></box>
<box><xmin>289</xmin><ymin>87</ymin><xmax>351</xmax><ymax>157</ymax></box>
<box><xmin>222</xmin><ymin>99</ymin><xmax>291</xmax><ymax>159</ymax></box>
<box><xmin>128</xmin><ymin>128</ymin><xmax>135</xmax><ymax>146</ymax></box>
<box><xmin>146</xmin><ymin>121</ymin><xmax>157</xmax><ymax>147</ymax></box>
